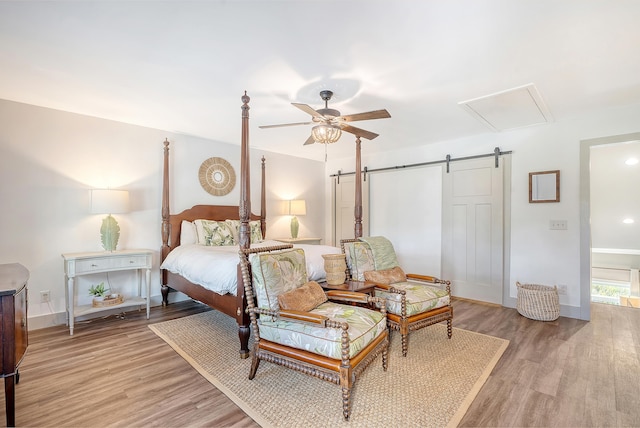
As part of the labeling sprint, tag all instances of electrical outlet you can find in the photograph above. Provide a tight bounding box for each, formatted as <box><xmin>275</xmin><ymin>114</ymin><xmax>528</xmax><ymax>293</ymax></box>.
<box><xmin>40</xmin><ymin>290</ymin><xmax>51</xmax><ymax>303</ymax></box>
<box><xmin>550</xmin><ymin>220</ymin><xmax>568</xmax><ymax>230</ymax></box>
<box><xmin>557</xmin><ymin>285</ymin><xmax>567</xmax><ymax>295</ymax></box>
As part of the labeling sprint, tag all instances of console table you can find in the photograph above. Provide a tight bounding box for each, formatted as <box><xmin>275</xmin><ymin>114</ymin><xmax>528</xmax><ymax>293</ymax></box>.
<box><xmin>0</xmin><ymin>263</ymin><xmax>29</xmax><ymax>427</ymax></box>
<box><xmin>62</xmin><ymin>250</ymin><xmax>152</xmax><ymax>335</ymax></box>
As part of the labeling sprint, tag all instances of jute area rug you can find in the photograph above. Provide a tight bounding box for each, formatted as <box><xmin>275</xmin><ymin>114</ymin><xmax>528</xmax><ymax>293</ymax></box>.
<box><xmin>149</xmin><ymin>310</ymin><xmax>508</xmax><ymax>428</ymax></box>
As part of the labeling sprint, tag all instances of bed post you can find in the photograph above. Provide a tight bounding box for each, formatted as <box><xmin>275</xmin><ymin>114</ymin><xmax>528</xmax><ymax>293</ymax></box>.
<box><xmin>261</xmin><ymin>156</ymin><xmax>266</xmax><ymax>238</ymax></box>
<box><xmin>161</xmin><ymin>138</ymin><xmax>171</xmax><ymax>305</ymax></box>
<box><xmin>237</xmin><ymin>91</ymin><xmax>251</xmax><ymax>358</ymax></box>
<box><xmin>354</xmin><ymin>135</ymin><xmax>363</xmax><ymax>239</ymax></box>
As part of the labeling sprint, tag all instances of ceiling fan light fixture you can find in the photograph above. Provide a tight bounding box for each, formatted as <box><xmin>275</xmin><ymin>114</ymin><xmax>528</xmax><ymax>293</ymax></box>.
<box><xmin>311</xmin><ymin>124</ymin><xmax>342</xmax><ymax>144</ymax></box>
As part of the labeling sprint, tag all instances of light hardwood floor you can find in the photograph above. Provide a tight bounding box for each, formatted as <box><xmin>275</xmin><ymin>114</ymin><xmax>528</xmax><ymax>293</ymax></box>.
<box><xmin>2</xmin><ymin>299</ymin><xmax>639</xmax><ymax>427</ymax></box>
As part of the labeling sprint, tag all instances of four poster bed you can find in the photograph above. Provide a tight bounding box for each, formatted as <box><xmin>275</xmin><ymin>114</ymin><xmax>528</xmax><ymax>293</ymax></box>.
<box><xmin>160</xmin><ymin>92</ymin><xmax>340</xmax><ymax>358</ymax></box>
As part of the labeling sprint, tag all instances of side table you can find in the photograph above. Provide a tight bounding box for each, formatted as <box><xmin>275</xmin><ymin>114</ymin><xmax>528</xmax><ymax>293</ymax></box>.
<box><xmin>62</xmin><ymin>249</ymin><xmax>152</xmax><ymax>335</ymax></box>
<box><xmin>320</xmin><ymin>280</ymin><xmax>376</xmax><ymax>296</ymax></box>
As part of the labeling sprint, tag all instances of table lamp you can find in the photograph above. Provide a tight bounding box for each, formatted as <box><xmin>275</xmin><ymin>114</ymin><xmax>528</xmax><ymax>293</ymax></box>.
<box><xmin>288</xmin><ymin>199</ymin><xmax>306</xmax><ymax>239</ymax></box>
<box><xmin>90</xmin><ymin>189</ymin><xmax>130</xmax><ymax>251</ymax></box>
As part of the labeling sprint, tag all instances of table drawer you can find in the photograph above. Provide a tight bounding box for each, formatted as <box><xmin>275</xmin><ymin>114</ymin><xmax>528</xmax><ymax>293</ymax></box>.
<box><xmin>75</xmin><ymin>255</ymin><xmax>148</xmax><ymax>273</ymax></box>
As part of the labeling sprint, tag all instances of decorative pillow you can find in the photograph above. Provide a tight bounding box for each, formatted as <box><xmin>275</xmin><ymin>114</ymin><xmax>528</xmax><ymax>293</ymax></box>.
<box><xmin>277</xmin><ymin>280</ymin><xmax>327</xmax><ymax>312</ymax></box>
<box><xmin>224</xmin><ymin>219</ymin><xmax>240</xmax><ymax>242</ymax></box>
<box><xmin>364</xmin><ymin>266</ymin><xmax>407</xmax><ymax>284</ymax></box>
<box><xmin>180</xmin><ymin>220</ymin><xmax>197</xmax><ymax>245</ymax></box>
<box><xmin>249</xmin><ymin>220</ymin><xmax>263</xmax><ymax>243</ymax></box>
<box><xmin>344</xmin><ymin>241</ymin><xmax>375</xmax><ymax>281</ymax></box>
<box><xmin>193</xmin><ymin>219</ymin><xmax>236</xmax><ymax>246</ymax></box>
<box><xmin>249</xmin><ymin>248</ymin><xmax>308</xmax><ymax>314</ymax></box>
<box><xmin>225</xmin><ymin>219</ymin><xmax>263</xmax><ymax>243</ymax></box>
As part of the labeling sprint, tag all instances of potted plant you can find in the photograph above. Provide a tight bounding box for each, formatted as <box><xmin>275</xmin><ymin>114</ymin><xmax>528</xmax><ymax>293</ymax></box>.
<box><xmin>89</xmin><ymin>282</ymin><xmax>123</xmax><ymax>307</ymax></box>
<box><xmin>89</xmin><ymin>282</ymin><xmax>109</xmax><ymax>300</ymax></box>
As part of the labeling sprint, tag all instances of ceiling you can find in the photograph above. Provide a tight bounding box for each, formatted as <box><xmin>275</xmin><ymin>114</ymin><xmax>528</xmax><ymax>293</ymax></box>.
<box><xmin>1</xmin><ymin>0</ymin><xmax>640</xmax><ymax>162</ymax></box>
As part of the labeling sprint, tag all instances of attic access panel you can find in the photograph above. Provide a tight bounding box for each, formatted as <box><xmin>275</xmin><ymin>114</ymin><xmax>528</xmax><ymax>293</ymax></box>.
<box><xmin>459</xmin><ymin>83</ymin><xmax>552</xmax><ymax>132</ymax></box>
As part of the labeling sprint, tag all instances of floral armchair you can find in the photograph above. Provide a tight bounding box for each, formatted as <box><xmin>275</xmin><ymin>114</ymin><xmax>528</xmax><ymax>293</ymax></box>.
<box><xmin>238</xmin><ymin>244</ymin><xmax>389</xmax><ymax>421</ymax></box>
<box><xmin>341</xmin><ymin>236</ymin><xmax>453</xmax><ymax>357</ymax></box>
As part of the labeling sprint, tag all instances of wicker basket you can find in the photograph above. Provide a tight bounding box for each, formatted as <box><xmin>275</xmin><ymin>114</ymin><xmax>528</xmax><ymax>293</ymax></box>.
<box><xmin>92</xmin><ymin>293</ymin><xmax>124</xmax><ymax>308</ymax></box>
<box><xmin>516</xmin><ymin>282</ymin><xmax>560</xmax><ymax>321</ymax></box>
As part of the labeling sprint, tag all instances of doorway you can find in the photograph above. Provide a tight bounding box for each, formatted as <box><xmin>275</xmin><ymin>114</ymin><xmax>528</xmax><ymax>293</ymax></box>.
<box><xmin>588</xmin><ymin>140</ymin><xmax>640</xmax><ymax>307</ymax></box>
<box><xmin>580</xmin><ymin>132</ymin><xmax>640</xmax><ymax>319</ymax></box>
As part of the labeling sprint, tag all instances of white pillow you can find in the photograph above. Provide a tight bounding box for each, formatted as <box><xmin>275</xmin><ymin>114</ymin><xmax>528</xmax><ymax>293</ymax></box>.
<box><xmin>180</xmin><ymin>220</ymin><xmax>197</xmax><ymax>245</ymax></box>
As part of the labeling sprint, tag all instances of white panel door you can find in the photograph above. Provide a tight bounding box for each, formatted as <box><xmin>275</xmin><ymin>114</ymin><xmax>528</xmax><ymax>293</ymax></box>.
<box><xmin>442</xmin><ymin>157</ymin><xmax>503</xmax><ymax>304</ymax></box>
<box><xmin>333</xmin><ymin>174</ymin><xmax>369</xmax><ymax>245</ymax></box>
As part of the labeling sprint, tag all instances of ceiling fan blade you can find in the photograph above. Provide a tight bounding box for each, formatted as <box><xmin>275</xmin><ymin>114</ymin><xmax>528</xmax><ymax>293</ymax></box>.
<box><xmin>259</xmin><ymin>121</ymin><xmax>313</xmax><ymax>129</ymax></box>
<box><xmin>292</xmin><ymin>103</ymin><xmax>326</xmax><ymax>119</ymax></box>
<box><xmin>339</xmin><ymin>123</ymin><xmax>380</xmax><ymax>140</ymax></box>
<box><xmin>303</xmin><ymin>135</ymin><xmax>315</xmax><ymax>145</ymax></box>
<box><xmin>339</xmin><ymin>109</ymin><xmax>391</xmax><ymax>122</ymax></box>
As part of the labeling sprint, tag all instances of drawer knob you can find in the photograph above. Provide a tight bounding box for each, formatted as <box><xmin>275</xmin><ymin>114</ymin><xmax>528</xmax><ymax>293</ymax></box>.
<box><xmin>91</xmin><ymin>264</ymin><xmax>98</xmax><ymax>267</ymax></box>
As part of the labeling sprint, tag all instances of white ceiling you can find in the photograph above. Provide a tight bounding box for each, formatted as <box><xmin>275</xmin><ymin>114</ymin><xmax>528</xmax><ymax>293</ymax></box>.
<box><xmin>1</xmin><ymin>0</ymin><xmax>640</xmax><ymax>161</ymax></box>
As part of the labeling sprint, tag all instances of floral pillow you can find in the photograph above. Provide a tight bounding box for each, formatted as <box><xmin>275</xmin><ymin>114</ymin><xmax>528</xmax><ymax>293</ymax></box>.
<box><xmin>344</xmin><ymin>241</ymin><xmax>375</xmax><ymax>281</ymax></box>
<box><xmin>193</xmin><ymin>219</ymin><xmax>236</xmax><ymax>246</ymax></box>
<box><xmin>225</xmin><ymin>219</ymin><xmax>263</xmax><ymax>243</ymax></box>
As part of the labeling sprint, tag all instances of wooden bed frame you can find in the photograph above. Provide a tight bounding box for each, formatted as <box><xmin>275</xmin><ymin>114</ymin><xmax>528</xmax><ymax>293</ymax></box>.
<box><xmin>160</xmin><ymin>92</ymin><xmax>265</xmax><ymax>359</ymax></box>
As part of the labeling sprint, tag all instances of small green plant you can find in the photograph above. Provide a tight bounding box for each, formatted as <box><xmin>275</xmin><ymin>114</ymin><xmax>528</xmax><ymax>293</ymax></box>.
<box><xmin>88</xmin><ymin>282</ymin><xmax>109</xmax><ymax>297</ymax></box>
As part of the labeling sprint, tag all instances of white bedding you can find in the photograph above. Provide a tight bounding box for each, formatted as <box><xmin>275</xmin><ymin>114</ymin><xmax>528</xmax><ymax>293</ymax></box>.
<box><xmin>160</xmin><ymin>240</ymin><xmax>341</xmax><ymax>295</ymax></box>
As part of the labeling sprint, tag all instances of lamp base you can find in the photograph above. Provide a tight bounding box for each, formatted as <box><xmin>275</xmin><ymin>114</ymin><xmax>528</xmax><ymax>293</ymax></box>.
<box><xmin>290</xmin><ymin>216</ymin><xmax>299</xmax><ymax>239</ymax></box>
<box><xmin>100</xmin><ymin>214</ymin><xmax>121</xmax><ymax>252</ymax></box>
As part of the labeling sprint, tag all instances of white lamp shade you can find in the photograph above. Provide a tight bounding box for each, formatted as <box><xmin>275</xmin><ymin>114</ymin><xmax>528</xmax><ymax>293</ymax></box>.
<box><xmin>91</xmin><ymin>189</ymin><xmax>130</xmax><ymax>214</ymax></box>
<box><xmin>288</xmin><ymin>199</ymin><xmax>306</xmax><ymax>216</ymax></box>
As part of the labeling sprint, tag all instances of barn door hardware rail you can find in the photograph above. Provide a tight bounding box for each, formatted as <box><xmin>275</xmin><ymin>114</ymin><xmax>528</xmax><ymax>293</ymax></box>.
<box><xmin>330</xmin><ymin>147</ymin><xmax>511</xmax><ymax>177</ymax></box>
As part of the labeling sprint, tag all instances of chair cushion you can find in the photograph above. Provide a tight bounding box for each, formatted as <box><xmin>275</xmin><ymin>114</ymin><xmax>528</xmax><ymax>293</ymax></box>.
<box><xmin>250</xmin><ymin>248</ymin><xmax>308</xmax><ymax>314</ymax></box>
<box><xmin>278</xmin><ymin>280</ymin><xmax>327</xmax><ymax>311</ymax></box>
<box><xmin>258</xmin><ymin>301</ymin><xmax>387</xmax><ymax>359</ymax></box>
<box><xmin>343</xmin><ymin>241</ymin><xmax>375</xmax><ymax>281</ymax></box>
<box><xmin>363</xmin><ymin>266</ymin><xmax>407</xmax><ymax>284</ymax></box>
<box><xmin>375</xmin><ymin>281</ymin><xmax>450</xmax><ymax>317</ymax></box>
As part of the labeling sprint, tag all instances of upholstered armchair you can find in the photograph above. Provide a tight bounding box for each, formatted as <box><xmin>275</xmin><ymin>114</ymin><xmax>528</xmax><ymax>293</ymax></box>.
<box><xmin>238</xmin><ymin>244</ymin><xmax>389</xmax><ymax>421</ymax></box>
<box><xmin>341</xmin><ymin>237</ymin><xmax>453</xmax><ymax>357</ymax></box>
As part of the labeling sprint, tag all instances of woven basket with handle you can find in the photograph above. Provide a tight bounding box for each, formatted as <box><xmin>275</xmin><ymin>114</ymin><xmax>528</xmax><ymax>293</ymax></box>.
<box><xmin>516</xmin><ymin>282</ymin><xmax>560</xmax><ymax>321</ymax></box>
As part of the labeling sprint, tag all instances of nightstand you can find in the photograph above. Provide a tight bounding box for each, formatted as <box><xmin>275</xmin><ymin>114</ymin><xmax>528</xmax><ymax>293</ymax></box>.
<box><xmin>62</xmin><ymin>249</ymin><xmax>152</xmax><ymax>335</ymax></box>
<box><xmin>275</xmin><ymin>237</ymin><xmax>322</xmax><ymax>245</ymax></box>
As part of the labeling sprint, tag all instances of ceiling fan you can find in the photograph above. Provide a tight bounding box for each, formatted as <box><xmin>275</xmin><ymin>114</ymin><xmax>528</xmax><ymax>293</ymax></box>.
<box><xmin>259</xmin><ymin>90</ymin><xmax>391</xmax><ymax>145</ymax></box>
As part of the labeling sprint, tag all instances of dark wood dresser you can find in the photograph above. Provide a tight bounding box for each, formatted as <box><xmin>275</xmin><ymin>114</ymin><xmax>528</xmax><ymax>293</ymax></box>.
<box><xmin>0</xmin><ymin>263</ymin><xmax>29</xmax><ymax>427</ymax></box>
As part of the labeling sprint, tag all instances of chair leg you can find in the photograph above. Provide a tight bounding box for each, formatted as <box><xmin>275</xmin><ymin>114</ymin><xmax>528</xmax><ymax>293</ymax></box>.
<box><xmin>382</xmin><ymin>345</ymin><xmax>388</xmax><ymax>371</ymax></box>
<box><xmin>342</xmin><ymin>386</ymin><xmax>351</xmax><ymax>421</ymax></box>
<box><xmin>447</xmin><ymin>318</ymin><xmax>453</xmax><ymax>339</ymax></box>
<box><xmin>248</xmin><ymin>353</ymin><xmax>260</xmax><ymax>380</ymax></box>
<box><xmin>401</xmin><ymin>333</ymin><xmax>408</xmax><ymax>357</ymax></box>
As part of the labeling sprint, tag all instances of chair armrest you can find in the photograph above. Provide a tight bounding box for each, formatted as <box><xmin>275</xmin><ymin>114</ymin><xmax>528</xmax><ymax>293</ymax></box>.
<box><xmin>249</xmin><ymin>306</ymin><xmax>329</xmax><ymax>326</ymax></box>
<box><xmin>279</xmin><ymin>309</ymin><xmax>329</xmax><ymax>326</ymax></box>
<box><xmin>405</xmin><ymin>274</ymin><xmax>451</xmax><ymax>293</ymax></box>
<box><xmin>326</xmin><ymin>290</ymin><xmax>370</xmax><ymax>304</ymax></box>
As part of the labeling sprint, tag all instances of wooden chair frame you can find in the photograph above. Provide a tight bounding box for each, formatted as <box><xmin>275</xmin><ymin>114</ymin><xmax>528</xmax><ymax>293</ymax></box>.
<box><xmin>340</xmin><ymin>238</ymin><xmax>453</xmax><ymax>357</ymax></box>
<box><xmin>239</xmin><ymin>244</ymin><xmax>389</xmax><ymax>421</ymax></box>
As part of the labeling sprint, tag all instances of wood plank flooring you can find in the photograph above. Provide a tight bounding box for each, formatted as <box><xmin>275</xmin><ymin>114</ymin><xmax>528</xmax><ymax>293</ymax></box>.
<box><xmin>1</xmin><ymin>299</ymin><xmax>639</xmax><ymax>427</ymax></box>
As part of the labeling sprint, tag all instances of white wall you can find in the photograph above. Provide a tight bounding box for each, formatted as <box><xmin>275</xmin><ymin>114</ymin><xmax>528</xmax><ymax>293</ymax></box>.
<box><xmin>0</xmin><ymin>99</ymin><xmax>325</xmax><ymax>327</ymax></box>
<box><xmin>326</xmin><ymin>101</ymin><xmax>640</xmax><ymax>319</ymax></box>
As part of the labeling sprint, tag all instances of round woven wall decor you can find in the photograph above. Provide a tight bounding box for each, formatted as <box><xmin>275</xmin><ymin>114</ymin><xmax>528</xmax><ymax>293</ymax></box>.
<box><xmin>198</xmin><ymin>157</ymin><xmax>236</xmax><ymax>196</ymax></box>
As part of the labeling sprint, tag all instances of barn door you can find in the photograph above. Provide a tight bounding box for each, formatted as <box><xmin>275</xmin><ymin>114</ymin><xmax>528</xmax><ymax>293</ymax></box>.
<box><xmin>442</xmin><ymin>157</ymin><xmax>504</xmax><ymax>304</ymax></box>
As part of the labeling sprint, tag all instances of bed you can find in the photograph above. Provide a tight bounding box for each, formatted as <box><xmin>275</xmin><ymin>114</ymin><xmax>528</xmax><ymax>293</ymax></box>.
<box><xmin>159</xmin><ymin>92</ymin><xmax>340</xmax><ymax>358</ymax></box>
